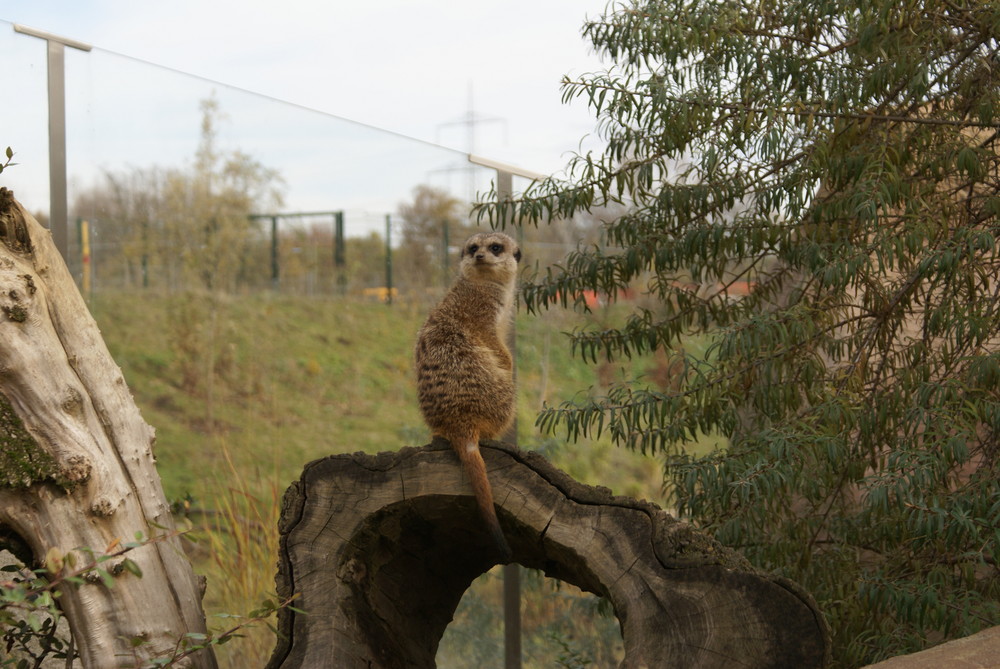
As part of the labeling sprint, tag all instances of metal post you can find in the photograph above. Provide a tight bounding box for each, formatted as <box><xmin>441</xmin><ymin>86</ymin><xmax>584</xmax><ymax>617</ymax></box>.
<box><xmin>503</xmin><ymin>563</ymin><xmax>522</xmax><ymax>668</ymax></box>
<box><xmin>334</xmin><ymin>211</ymin><xmax>346</xmax><ymax>295</ymax></box>
<box><xmin>495</xmin><ymin>168</ymin><xmax>522</xmax><ymax>669</ymax></box>
<box><xmin>14</xmin><ymin>25</ymin><xmax>92</xmax><ymax>260</ymax></box>
<box><xmin>47</xmin><ymin>40</ymin><xmax>67</xmax><ymax>258</ymax></box>
<box><xmin>270</xmin><ymin>216</ymin><xmax>279</xmax><ymax>289</ymax></box>
<box><xmin>141</xmin><ymin>220</ymin><xmax>149</xmax><ymax>288</ymax></box>
<box><xmin>441</xmin><ymin>220</ymin><xmax>450</xmax><ymax>291</ymax></box>
<box><xmin>385</xmin><ymin>214</ymin><xmax>393</xmax><ymax>304</ymax></box>
<box><xmin>468</xmin><ymin>156</ymin><xmax>545</xmax><ymax>669</ymax></box>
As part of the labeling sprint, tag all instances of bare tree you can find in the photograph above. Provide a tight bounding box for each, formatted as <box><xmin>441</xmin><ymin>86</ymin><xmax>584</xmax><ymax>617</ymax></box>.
<box><xmin>396</xmin><ymin>185</ymin><xmax>474</xmax><ymax>293</ymax></box>
<box><xmin>71</xmin><ymin>95</ymin><xmax>285</xmax><ymax>293</ymax></box>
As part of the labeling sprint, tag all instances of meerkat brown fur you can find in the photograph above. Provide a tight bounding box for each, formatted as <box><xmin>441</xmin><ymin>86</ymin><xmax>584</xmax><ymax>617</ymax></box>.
<box><xmin>415</xmin><ymin>232</ymin><xmax>520</xmax><ymax>560</ymax></box>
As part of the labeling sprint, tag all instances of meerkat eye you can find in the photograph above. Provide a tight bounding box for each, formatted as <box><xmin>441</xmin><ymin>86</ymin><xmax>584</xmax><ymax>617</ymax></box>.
<box><xmin>467</xmin><ymin>244</ymin><xmax>478</xmax><ymax>255</ymax></box>
<box><xmin>489</xmin><ymin>243</ymin><xmax>503</xmax><ymax>255</ymax></box>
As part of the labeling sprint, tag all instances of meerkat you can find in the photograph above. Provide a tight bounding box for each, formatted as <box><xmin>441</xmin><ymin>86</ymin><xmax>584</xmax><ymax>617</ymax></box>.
<box><xmin>415</xmin><ymin>231</ymin><xmax>521</xmax><ymax>560</ymax></box>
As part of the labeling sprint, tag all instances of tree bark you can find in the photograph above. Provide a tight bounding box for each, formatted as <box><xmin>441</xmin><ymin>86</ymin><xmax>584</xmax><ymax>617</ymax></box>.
<box><xmin>0</xmin><ymin>190</ymin><xmax>216</xmax><ymax>668</ymax></box>
<box><xmin>268</xmin><ymin>440</ymin><xmax>831</xmax><ymax>669</ymax></box>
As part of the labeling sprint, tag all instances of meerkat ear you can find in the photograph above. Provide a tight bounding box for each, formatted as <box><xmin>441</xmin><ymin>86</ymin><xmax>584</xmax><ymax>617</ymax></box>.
<box><xmin>514</xmin><ymin>248</ymin><xmax>522</xmax><ymax>263</ymax></box>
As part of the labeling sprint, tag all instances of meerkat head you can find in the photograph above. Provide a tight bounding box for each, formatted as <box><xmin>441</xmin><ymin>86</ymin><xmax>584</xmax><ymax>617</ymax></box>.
<box><xmin>460</xmin><ymin>232</ymin><xmax>521</xmax><ymax>283</ymax></box>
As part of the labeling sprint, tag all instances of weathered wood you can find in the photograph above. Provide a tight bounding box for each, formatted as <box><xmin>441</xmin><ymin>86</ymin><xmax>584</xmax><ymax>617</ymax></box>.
<box><xmin>269</xmin><ymin>440</ymin><xmax>830</xmax><ymax>668</ymax></box>
<box><xmin>0</xmin><ymin>190</ymin><xmax>216</xmax><ymax>667</ymax></box>
<box><xmin>862</xmin><ymin>625</ymin><xmax>1000</xmax><ymax>668</ymax></box>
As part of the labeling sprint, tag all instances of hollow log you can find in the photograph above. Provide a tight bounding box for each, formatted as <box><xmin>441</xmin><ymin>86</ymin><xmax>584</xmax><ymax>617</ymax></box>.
<box><xmin>268</xmin><ymin>440</ymin><xmax>830</xmax><ymax>668</ymax></box>
<box><xmin>0</xmin><ymin>190</ymin><xmax>216</xmax><ymax>667</ymax></box>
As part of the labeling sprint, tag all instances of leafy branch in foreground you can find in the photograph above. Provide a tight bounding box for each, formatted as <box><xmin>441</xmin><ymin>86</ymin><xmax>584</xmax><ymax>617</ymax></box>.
<box><xmin>125</xmin><ymin>595</ymin><xmax>301</xmax><ymax>668</ymax></box>
<box><xmin>1</xmin><ymin>533</ymin><xmax>155</xmax><ymax>667</ymax></box>
<box><xmin>477</xmin><ymin>0</ymin><xmax>1000</xmax><ymax>666</ymax></box>
<box><xmin>0</xmin><ymin>531</ymin><xmax>300</xmax><ymax>668</ymax></box>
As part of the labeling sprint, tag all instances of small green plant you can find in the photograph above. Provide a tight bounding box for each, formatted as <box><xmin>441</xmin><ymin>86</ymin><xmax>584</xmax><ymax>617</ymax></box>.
<box><xmin>123</xmin><ymin>595</ymin><xmax>300</xmax><ymax>669</ymax></box>
<box><xmin>0</xmin><ymin>562</ymin><xmax>74</xmax><ymax>666</ymax></box>
<box><xmin>550</xmin><ymin>631</ymin><xmax>594</xmax><ymax>669</ymax></box>
<box><xmin>0</xmin><ymin>531</ymin><xmax>298</xmax><ymax>668</ymax></box>
<box><xmin>0</xmin><ymin>535</ymin><xmax>147</xmax><ymax>667</ymax></box>
<box><xmin>0</xmin><ymin>148</ymin><xmax>14</xmax><ymax>175</ymax></box>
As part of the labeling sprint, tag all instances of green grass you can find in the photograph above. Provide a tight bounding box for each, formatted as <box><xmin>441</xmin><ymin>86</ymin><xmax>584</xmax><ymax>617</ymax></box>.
<box><xmin>91</xmin><ymin>291</ymin><xmax>673</xmax><ymax>506</ymax></box>
<box><xmin>92</xmin><ymin>293</ymin><xmax>421</xmax><ymax>500</ymax></box>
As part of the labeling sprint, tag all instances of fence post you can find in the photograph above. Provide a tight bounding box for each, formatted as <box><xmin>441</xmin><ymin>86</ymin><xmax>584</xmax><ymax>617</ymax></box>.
<box><xmin>469</xmin><ymin>155</ymin><xmax>547</xmax><ymax>669</ymax></box>
<box><xmin>13</xmin><ymin>25</ymin><xmax>92</xmax><ymax>260</ymax></box>
<box><xmin>441</xmin><ymin>220</ymin><xmax>450</xmax><ymax>291</ymax></box>
<box><xmin>494</xmin><ymin>168</ymin><xmax>522</xmax><ymax>669</ymax></box>
<box><xmin>271</xmin><ymin>216</ymin><xmax>279</xmax><ymax>290</ymax></box>
<box><xmin>334</xmin><ymin>211</ymin><xmax>346</xmax><ymax>295</ymax></box>
<box><xmin>384</xmin><ymin>214</ymin><xmax>393</xmax><ymax>304</ymax></box>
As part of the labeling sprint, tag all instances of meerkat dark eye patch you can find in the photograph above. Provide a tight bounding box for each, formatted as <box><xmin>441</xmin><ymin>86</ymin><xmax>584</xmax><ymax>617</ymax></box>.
<box><xmin>489</xmin><ymin>243</ymin><xmax>503</xmax><ymax>255</ymax></box>
<box><xmin>466</xmin><ymin>244</ymin><xmax>479</xmax><ymax>256</ymax></box>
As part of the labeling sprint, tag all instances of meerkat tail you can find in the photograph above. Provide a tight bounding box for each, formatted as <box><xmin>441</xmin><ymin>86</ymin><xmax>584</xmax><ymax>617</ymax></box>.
<box><xmin>455</xmin><ymin>440</ymin><xmax>512</xmax><ymax>561</ymax></box>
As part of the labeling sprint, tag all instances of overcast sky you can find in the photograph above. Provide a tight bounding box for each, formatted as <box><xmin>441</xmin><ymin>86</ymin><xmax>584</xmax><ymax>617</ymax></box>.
<box><xmin>2</xmin><ymin>1</ymin><xmax>610</xmax><ymax>184</ymax></box>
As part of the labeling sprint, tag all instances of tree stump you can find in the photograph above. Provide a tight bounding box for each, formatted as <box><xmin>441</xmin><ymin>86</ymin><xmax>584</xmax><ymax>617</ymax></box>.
<box><xmin>268</xmin><ymin>440</ymin><xmax>830</xmax><ymax>668</ymax></box>
<box><xmin>0</xmin><ymin>190</ymin><xmax>215</xmax><ymax>667</ymax></box>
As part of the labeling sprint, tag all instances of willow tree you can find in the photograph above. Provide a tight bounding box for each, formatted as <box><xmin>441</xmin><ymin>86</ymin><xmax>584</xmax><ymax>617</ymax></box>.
<box><xmin>479</xmin><ymin>1</ymin><xmax>1000</xmax><ymax>666</ymax></box>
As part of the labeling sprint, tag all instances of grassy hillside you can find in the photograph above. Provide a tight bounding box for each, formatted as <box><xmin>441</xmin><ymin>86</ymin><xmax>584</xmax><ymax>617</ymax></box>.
<box><xmin>89</xmin><ymin>290</ymin><xmax>681</xmax><ymax>666</ymax></box>
<box><xmin>91</xmin><ymin>291</ymin><xmax>669</xmax><ymax>505</ymax></box>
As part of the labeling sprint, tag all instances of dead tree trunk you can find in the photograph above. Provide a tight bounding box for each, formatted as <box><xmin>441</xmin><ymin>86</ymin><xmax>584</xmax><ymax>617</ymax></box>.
<box><xmin>0</xmin><ymin>190</ymin><xmax>216</xmax><ymax>668</ymax></box>
<box><xmin>269</xmin><ymin>440</ymin><xmax>831</xmax><ymax>669</ymax></box>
